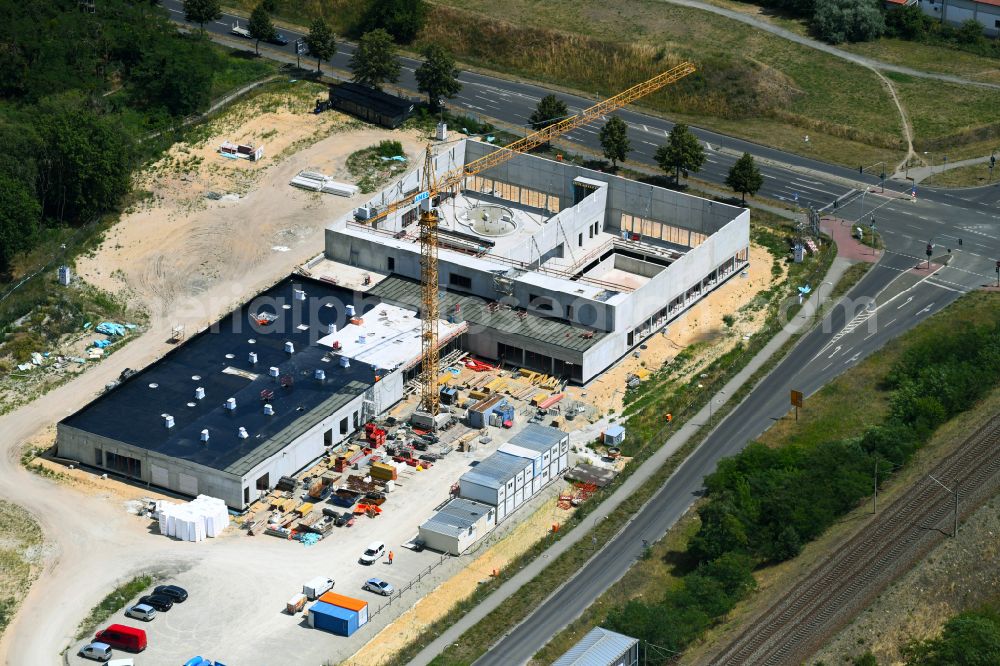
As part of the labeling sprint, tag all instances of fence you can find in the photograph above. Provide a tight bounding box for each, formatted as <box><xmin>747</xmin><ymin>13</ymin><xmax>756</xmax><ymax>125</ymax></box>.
<box><xmin>369</xmin><ymin>552</ymin><xmax>452</xmax><ymax>619</ymax></box>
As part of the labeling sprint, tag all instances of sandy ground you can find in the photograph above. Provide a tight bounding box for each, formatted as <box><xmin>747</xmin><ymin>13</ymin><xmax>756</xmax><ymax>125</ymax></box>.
<box><xmin>566</xmin><ymin>243</ymin><xmax>775</xmax><ymax>414</ymax></box>
<box><xmin>343</xmin><ymin>490</ymin><xmax>577</xmax><ymax>666</ymax></box>
<box><xmin>77</xmin><ymin>83</ymin><xmax>425</xmax><ymax>324</ymax></box>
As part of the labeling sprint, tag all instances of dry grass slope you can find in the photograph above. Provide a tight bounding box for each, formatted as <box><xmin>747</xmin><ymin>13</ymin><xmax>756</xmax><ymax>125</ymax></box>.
<box><xmin>0</xmin><ymin>500</ymin><xmax>43</xmax><ymax>637</ymax></box>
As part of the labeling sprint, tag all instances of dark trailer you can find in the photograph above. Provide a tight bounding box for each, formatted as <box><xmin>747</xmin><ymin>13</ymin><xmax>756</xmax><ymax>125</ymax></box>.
<box><xmin>324</xmin><ymin>82</ymin><xmax>415</xmax><ymax>129</ymax></box>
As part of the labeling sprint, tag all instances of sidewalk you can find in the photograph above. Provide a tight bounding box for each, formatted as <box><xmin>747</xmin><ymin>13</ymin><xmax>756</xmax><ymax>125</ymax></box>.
<box><xmin>893</xmin><ymin>155</ymin><xmax>992</xmax><ymax>184</ymax></box>
<box><xmin>409</xmin><ymin>253</ymin><xmax>859</xmax><ymax>665</ymax></box>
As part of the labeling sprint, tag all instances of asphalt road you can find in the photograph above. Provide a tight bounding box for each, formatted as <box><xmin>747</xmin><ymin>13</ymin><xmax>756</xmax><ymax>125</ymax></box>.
<box><xmin>162</xmin><ymin>1</ymin><xmax>872</xmax><ymax>211</ymax></box>
<box><xmin>474</xmin><ymin>192</ymin><xmax>1000</xmax><ymax>665</ymax></box>
<box><xmin>163</xmin><ymin>3</ymin><xmax>1000</xmax><ymax>217</ymax></box>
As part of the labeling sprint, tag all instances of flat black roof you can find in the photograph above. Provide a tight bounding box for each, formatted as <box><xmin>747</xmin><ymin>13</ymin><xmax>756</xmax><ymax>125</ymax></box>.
<box><xmin>329</xmin><ymin>82</ymin><xmax>415</xmax><ymax>117</ymax></box>
<box><xmin>61</xmin><ymin>276</ymin><xmax>384</xmax><ymax>477</ymax></box>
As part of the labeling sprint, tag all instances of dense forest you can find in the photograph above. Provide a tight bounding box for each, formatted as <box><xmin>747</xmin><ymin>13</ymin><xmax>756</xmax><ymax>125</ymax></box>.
<box><xmin>0</xmin><ymin>0</ymin><xmax>270</xmax><ymax>274</ymax></box>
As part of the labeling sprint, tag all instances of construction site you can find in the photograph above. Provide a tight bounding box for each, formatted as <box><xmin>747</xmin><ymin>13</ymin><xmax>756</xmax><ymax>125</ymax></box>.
<box><xmin>42</xmin><ymin>63</ymin><xmax>763</xmax><ymax>665</ymax></box>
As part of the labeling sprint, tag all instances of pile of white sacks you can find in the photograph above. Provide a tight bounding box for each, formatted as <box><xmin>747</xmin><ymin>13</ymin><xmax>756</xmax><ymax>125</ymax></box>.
<box><xmin>156</xmin><ymin>495</ymin><xmax>230</xmax><ymax>542</ymax></box>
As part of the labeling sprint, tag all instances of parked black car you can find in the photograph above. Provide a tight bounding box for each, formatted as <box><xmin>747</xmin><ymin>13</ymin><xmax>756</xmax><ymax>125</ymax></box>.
<box><xmin>154</xmin><ymin>584</ymin><xmax>188</xmax><ymax>603</ymax></box>
<box><xmin>267</xmin><ymin>33</ymin><xmax>289</xmax><ymax>46</ymax></box>
<box><xmin>138</xmin><ymin>594</ymin><xmax>174</xmax><ymax>612</ymax></box>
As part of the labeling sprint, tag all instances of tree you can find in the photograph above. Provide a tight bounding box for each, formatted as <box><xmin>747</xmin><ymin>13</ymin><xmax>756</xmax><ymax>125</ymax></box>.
<box><xmin>0</xmin><ymin>173</ymin><xmax>40</xmax><ymax>274</ymax></box>
<box><xmin>362</xmin><ymin>0</ymin><xmax>427</xmax><ymax>43</ymax></box>
<box><xmin>35</xmin><ymin>95</ymin><xmax>136</xmax><ymax>223</ymax></box>
<box><xmin>956</xmin><ymin>18</ymin><xmax>984</xmax><ymax>44</ymax></box>
<box><xmin>350</xmin><ymin>29</ymin><xmax>401</xmax><ymax>91</ymax></box>
<box><xmin>812</xmin><ymin>0</ymin><xmax>885</xmax><ymax>44</ymax></box>
<box><xmin>903</xmin><ymin>607</ymin><xmax>1000</xmax><ymax>665</ymax></box>
<box><xmin>529</xmin><ymin>94</ymin><xmax>569</xmax><ymax>132</ymax></box>
<box><xmin>415</xmin><ymin>44</ymin><xmax>461</xmax><ymax>112</ymax></box>
<box><xmin>182</xmin><ymin>0</ymin><xmax>221</xmax><ymax>33</ymax></box>
<box><xmin>655</xmin><ymin>124</ymin><xmax>705</xmax><ymax>185</ymax></box>
<box><xmin>248</xmin><ymin>4</ymin><xmax>276</xmax><ymax>56</ymax></box>
<box><xmin>598</xmin><ymin>115</ymin><xmax>631</xmax><ymax>169</ymax></box>
<box><xmin>726</xmin><ymin>152</ymin><xmax>763</xmax><ymax>204</ymax></box>
<box><xmin>304</xmin><ymin>19</ymin><xmax>336</xmax><ymax>73</ymax></box>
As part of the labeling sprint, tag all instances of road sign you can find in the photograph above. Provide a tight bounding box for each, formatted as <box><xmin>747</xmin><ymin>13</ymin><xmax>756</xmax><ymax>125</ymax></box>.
<box><xmin>790</xmin><ymin>390</ymin><xmax>803</xmax><ymax>408</ymax></box>
<box><xmin>791</xmin><ymin>389</ymin><xmax>803</xmax><ymax>421</ymax></box>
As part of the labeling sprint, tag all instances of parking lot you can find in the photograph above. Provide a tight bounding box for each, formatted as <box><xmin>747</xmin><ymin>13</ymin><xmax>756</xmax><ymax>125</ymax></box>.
<box><xmin>67</xmin><ymin>415</ymin><xmax>551</xmax><ymax>665</ymax></box>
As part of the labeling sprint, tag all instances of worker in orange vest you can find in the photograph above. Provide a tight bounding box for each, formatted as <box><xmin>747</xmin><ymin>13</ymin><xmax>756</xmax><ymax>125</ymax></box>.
<box><xmin>388</xmin><ymin>550</ymin><xmax>394</xmax><ymax>565</ymax></box>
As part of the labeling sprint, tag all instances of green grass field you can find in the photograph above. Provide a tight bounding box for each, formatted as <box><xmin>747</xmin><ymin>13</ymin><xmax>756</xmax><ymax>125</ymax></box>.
<box><xmin>922</xmin><ymin>161</ymin><xmax>996</xmax><ymax>187</ymax></box>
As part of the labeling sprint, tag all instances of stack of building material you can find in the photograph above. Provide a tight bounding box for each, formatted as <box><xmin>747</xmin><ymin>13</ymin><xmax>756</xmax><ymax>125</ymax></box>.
<box><xmin>370</xmin><ymin>461</ymin><xmax>397</xmax><ymax>481</ymax></box>
<box><xmin>289</xmin><ymin>171</ymin><xmax>360</xmax><ymax>197</ymax></box>
<box><xmin>155</xmin><ymin>495</ymin><xmax>229</xmax><ymax>541</ymax></box>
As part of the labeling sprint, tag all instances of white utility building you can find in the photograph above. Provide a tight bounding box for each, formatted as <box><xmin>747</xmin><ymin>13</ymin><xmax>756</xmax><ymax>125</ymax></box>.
<box><xmin>418</xmin><ymin>497</ymin><xmax>496</xmax><ymax>555</ymax></box>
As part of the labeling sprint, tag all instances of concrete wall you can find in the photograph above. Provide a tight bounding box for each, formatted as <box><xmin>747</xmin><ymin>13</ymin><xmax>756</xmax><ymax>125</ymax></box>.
<box><xmin>917</xmin><ymin>0</ymin><xmax>1000</xmax><ymax>35</ymax></box>
<box><xmin>615</xmin><ymin>211</ymin><xmax>749</xmax><ymax>331</ymax></box>
<box><xmin>57</xmin><ymin>371</ymin><xmax>405</xmax><ymax>509</ymax></box>
<box><xmin>56</xmin><ymin>423</ymin><xmax>244</xmax><ymax>508</ymax></box>
<box><xmin>239</xmin><ymin>371</ymin><xmax>403</xmax><ymax>507</ymax></box>
<box><xmin>464</xmin><ymin>140</ymin><xmax>740</xmax><ymax>237</ymax></box>
<box><xmin>356</xmin><ymin>143</ymin><xmax>467</xmax><ymax>232</ymax></box>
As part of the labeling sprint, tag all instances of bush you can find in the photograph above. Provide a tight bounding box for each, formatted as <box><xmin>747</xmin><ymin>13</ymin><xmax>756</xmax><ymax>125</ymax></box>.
<box><xmin>375</xmin><ymin>140</ymin><xmax>404</xmax><ymax>158</ymax></box>
<box><xmin>812</xmin><ymin>0</ymin><xmax>885</xmax><ymax>43</ymax></box>
<box><xmin>903</xmin><ymin>605</ymin><xmax>1000</xmax><ymax>664</ymax></box>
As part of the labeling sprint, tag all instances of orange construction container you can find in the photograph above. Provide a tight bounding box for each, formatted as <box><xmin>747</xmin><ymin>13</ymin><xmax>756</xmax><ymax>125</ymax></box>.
<box><xmin>319</xmin><ymin>591</ymin><xmax>368</xmax><ymax>612</ymax></box>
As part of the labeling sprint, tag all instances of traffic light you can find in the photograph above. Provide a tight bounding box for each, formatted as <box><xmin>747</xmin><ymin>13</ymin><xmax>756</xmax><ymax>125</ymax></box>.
<box><xmin>992</xmin><ymin>155</ymin><xmax>996</xmax><ymax>168</ymax></box>
<box><xmin>859</xmin><ymin>165</ymin><xmax>864</xmax><ymax>174</ymax></box>
<box><xmin>926</xmin><ymin>244</ymin><xmax>933</xmax><ymax>257</ymax></box>
<box><xmin>959</xmin><ymin>238</ymin><xmax>963</xmax><ymax>246</ymax></box>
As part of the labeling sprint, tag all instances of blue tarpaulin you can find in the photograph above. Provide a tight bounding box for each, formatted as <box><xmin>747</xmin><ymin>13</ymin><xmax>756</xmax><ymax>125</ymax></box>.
<box><xmin>96</xmin><ymin>322</ymin><xmax>126</xmax><ymax>336</ymax></box>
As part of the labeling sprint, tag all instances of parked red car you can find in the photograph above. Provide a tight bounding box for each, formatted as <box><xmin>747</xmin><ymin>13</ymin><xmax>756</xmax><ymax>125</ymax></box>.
<box><xmin>94</xmin><ymin>624</ymin><xmax>147</xmax><ymax>652</ymax></box>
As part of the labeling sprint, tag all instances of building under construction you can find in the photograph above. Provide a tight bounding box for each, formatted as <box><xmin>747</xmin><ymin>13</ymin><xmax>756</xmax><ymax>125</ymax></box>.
<box><xmin>319</xmin><ymin>138</ymin><xmax>750</xmax><ymax>384</ymax></box>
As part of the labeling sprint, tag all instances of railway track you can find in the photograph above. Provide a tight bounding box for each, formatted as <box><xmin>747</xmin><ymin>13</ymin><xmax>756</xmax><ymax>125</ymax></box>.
<box><xmin>708</xmin><ymin>413</ymin><xmax>1000</xmax><ymax>665</ymax></box>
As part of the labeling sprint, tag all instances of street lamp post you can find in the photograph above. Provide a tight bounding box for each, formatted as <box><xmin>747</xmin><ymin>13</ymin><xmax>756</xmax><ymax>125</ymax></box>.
<box><xmin>928</xmin><ymin>474</ymin><xmax>959</xmax><ymax>538</ymax></box>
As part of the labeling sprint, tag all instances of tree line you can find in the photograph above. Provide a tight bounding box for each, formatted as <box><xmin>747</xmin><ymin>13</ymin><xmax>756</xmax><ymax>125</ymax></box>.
<box><xmin>0</xmin><ymin>0</ymin><xmax>259</xmax><ymax>275</ymax></box>
<box><xmin>529</xmin><ymin>93</ymin><xmax>763</xmax><ymax>203</ymax></box>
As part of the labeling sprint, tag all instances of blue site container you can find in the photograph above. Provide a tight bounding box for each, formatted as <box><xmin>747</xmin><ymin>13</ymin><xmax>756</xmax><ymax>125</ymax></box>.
<box><xmin>308</xmin><ymin>601</ymin><xmax>360</xmax><ymax>636</ymax></box>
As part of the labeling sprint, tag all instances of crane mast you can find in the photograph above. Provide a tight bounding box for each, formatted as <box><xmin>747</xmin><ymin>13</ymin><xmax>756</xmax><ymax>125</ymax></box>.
<box><xmin>403</xmin><ymin>62</ymin><xmax>697</xmax><ymax>423</ymax></box>
<box><xmin>418</xmin><ymin>147</ymin><xmax>441</xmax><ymax>416</ymax></box>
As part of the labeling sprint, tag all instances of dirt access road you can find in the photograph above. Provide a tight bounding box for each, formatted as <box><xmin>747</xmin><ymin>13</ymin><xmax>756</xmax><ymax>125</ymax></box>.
<box><xmin>0</xmin><ymin>85</ymin><xmax>428</xmax><ymax>663</ymax></box>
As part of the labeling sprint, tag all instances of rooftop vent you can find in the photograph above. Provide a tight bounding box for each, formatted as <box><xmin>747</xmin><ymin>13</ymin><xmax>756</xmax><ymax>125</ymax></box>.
<box><xmin>200</xmin><ymin>429</ymin><xmax>210</xmax><ymax>442</ymax></box>
<box><xmin>238</xmin><ymin>426</ymin><xmax>249</xmax><ymax>439</ymax></box>
<box><xmin>327</xmin><ymin>323</ymin><xmax>337</xmax><ymax>335</ymax></box>
<box><xmin>269</xmin><ymin>366</ymin><xmax>280</xmax><ymax>378</ymax></box>
<box><xmin>249</xmin><ymin>351</ymin><xmax>258</xmax><ymax>365</ymax></box>
<box><xmin>195</xmin><ymin>387</ymin><xmax>205</xmax><ymax>400</ymax></box>
<box><xmin>314</xmin><ymin>368</ymin><xmax>326</xmax><ymax>381</ymax></box>
<box><xmin>294</xmin><ymin>289</ymin><xmax>306</xmax><ymax>301</ymax></box>
<box><xmin>284</xmin><ymin>341</ymin><xmax>295</xmax><ymax>354</ymax></box>
<box><xmin>346</xmin><ymin>304</ymin><xmax>356</xmax><ymax>317</ymax></box>
<box><xmin>358</xmin><ymin>335</ymin><xmax>367</xmax><ymax>344</ymax></box>
<box><xmin>263</xmin><ymin>403</ymin><xmax>274</xmax><ymax>416</ymax></box>
<box><xmin>225</xmin><ymin>397</ymin><xmax>236</xmax><ymax>411</ymax></box>
<box><xmin>164</xmin><ymin>414</ymin><xmax>175</xmax><ymax>428</ymax></box>
<box><xmin>339</xmin><ymin>356</ymin><xmax>350</xmax><ymax>368</ymax></box>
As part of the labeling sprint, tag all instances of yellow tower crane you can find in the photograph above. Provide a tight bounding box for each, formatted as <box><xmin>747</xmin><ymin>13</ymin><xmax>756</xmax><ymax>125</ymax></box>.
<box><xmin>367</xmin><ymin>61</ymin><xmax>696</xmax><ymax>421</ymax></box>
